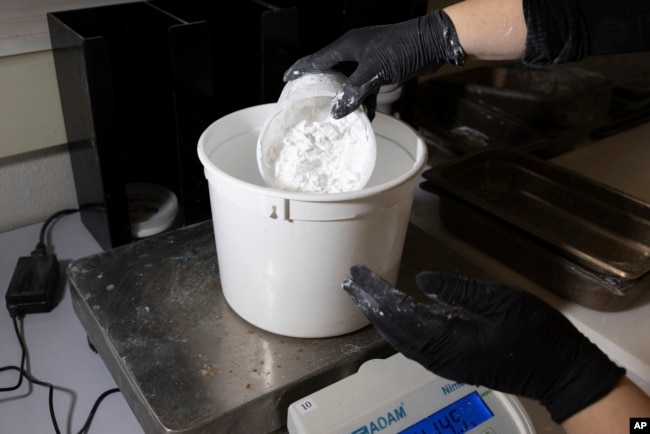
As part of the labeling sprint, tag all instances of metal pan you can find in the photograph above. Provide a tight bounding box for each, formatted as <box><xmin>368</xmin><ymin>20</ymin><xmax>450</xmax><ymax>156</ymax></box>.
<box><xmin>433</xmin><ymin>65</ymin><xmax>613</xmax><ymax>129</ymax></box>
<box><xmin>414</xmin><ymin>80</ymin><xmax>550</xmax><ymax>152</ymax></box>
<box><xmin>422</xmin><ymin>148</ymin><xmax>650</xmax><ymax>311</ymax></box>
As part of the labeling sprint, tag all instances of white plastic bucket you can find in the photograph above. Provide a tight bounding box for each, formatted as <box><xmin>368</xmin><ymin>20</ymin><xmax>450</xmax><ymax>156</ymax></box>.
<box><xmin>197</xmin><ymin>104</ymin><xmax>427</xmax><ymax>338</ymax></box>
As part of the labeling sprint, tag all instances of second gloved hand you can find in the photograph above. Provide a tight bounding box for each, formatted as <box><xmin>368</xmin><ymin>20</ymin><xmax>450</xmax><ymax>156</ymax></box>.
<box><xmin>342</xmin><ymin>264</ymin><xmax>625</xmax><ymax>424</ymax></box>
<box><xmin>283</xmin><ymin>11</ymin><xmax>465</xmax><ymax>120</ymax></box>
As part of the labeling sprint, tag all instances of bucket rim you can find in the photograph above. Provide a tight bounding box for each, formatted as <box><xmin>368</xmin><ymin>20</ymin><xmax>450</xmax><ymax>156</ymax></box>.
<box><xmin>197</xmin><ymin>104</ymin><xmax>427</xmax><ymax>203</ymax></box>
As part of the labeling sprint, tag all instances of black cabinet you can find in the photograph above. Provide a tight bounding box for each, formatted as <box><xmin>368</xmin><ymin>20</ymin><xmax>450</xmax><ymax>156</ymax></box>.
<box><xmin>49</xmin><ymin>0</ymin><xmax>426</xmax><ymax>249</ymax></box>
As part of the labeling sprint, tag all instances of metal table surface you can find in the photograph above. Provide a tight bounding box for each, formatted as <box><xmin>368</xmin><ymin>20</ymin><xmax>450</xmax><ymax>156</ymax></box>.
<box><xmin>67</xmin><ymin>220</ymin><xmax>491</xmax><ymax>433</ymax></box>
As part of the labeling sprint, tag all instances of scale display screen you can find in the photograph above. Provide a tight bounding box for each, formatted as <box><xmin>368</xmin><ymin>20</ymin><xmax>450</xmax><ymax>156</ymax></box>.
<box><xmin>400</xmin><ymin>391</ymin><xmax>494</xmax><ymax>434</ymax></box>
<box><xmin>286</xmin><ymin>354</ymin><xmax>535</xmax><ymax>434</ymax></box>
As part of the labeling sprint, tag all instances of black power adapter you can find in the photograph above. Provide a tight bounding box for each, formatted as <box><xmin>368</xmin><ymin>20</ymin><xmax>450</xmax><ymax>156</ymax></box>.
<box><xmin>4</xmin><ymin>209</ymin><xmax>79</xmax><ymax>318</ymax></box>
<box><xmin>5</xmin><ymin>246</ymin><xmax>60</xmax><ymax>318</ymax></box>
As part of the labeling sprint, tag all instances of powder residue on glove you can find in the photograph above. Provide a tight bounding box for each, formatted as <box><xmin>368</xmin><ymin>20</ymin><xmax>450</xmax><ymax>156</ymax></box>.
<box><xmin>262</xmin><ymin>102</ymin><xmax>374</xmax><ymax>194</ymax></box>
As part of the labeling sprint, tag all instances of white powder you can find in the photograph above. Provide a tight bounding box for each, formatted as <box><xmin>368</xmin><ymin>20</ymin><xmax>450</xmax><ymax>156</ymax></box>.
<box><xmin>261</xmin><ymin>101</ymin><xmax>374</xmax><ymax>194</ymax></box>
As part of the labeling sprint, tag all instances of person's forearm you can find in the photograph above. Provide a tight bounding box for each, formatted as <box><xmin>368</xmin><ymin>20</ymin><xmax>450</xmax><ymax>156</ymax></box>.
<box><xmin>443</xmin><ymin>0</ymin><xmax>526</xmax><ymax>61</ymax></box>
<box><xmin>562</xmin><ymin>377</ymin><xmax>650</xmax><ymax>434</ymax></box>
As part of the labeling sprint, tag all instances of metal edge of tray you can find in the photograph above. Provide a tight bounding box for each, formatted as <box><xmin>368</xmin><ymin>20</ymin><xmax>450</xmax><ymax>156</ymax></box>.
<box><xmin>433</xmin><ymin>188</ymin><xmax>650</xmax><ymax>311</ymax></box>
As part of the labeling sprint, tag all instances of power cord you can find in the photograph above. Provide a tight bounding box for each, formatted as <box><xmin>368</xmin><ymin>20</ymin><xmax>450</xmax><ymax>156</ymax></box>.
<box><xmin>1</xmin><ymin>208</ymin><xmax>121</xmax><ymax>433</ymax></box>
<box><xmin>37</xmin><ymin>209</ymin><xmax>81</xmax><ymax>255</ymax></box>
<box><xmin>0</xmin><ymin>315</ymin><xmax>26</xmax><ymax>393</ymax></box>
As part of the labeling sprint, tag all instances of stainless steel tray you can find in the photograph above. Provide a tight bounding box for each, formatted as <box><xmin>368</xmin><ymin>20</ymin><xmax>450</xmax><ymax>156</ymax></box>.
<box><xmin>434</xmin><ymin>65</ymin><xmax>613</xmax><ymax>129</ymax></box>
<box><xmin>414</xmin><ymin>80</ymin><xmax>550</xmax><ymax>154</ymax></box>
<box><xmin>422</xmin><ymin>148</ymin><xmax>650</xmax><ymax>311</ymax></box>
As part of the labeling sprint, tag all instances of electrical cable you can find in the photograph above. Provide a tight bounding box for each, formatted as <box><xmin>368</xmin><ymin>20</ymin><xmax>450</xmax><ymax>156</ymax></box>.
<box><xmin>36</xmin><ymin>205</ymin><xmax>103</xmax><ymax>255</ymax></box>
<box><xmin>0</xmin><ymin>315</ymin><xmax>26</xmax><ymax>392</ymax></box>
<box><xmin>75</xmin><ymin>388</ymin><xmax>120</xmax><ymax>434</ymax></box>
<box><xmin>1</xmin><ymin>208</ymin><xmax>122</xmax><ymax>433</ymax></box>
<box><xmin>2</xmin><ymin>314</ymin><xmax>62</xmax><ymax>432</ymax></box>
<box><xmin>35</xmin><ymin>208</ymin><xmax>80</xmax><ymax>255</ymax></box>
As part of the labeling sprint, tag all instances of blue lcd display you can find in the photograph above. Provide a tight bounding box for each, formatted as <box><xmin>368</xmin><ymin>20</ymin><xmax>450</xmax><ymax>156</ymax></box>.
<box><xmin>399</xmin><ymin>391</ymin><xmax>494</xmax><ymax>434</ymax></box>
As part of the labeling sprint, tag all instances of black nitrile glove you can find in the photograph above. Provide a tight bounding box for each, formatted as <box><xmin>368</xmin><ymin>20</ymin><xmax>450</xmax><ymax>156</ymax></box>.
<box><xmin>283</xmin><ymin>10</ymin><xmax>465</xmax><ymax>120</ymax></box>
<box><xmin>342</xmin><ymin>264</ymin><xmax>625</xmax><ymax>423</ymax></box>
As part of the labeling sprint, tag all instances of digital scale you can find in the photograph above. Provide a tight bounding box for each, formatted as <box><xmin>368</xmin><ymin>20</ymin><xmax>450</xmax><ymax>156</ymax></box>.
<box><xmin>288</xmin><ymin>353</ymin><xmax>536</xmax><ymax>434</ymax></box>
<box><xmin>67</xmin><ymin>220</ymin><xmax>549</xmax><ymax>433</ymax></box>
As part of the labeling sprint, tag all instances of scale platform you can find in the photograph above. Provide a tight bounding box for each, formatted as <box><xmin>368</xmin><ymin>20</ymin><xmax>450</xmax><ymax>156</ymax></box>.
<box><xmin>67</xmin><ymin>220</ymin><xmax>491</xmax><ymax>433</ymax></box>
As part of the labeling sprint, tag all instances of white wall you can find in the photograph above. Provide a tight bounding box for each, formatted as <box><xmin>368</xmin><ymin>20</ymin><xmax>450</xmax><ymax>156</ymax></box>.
<box><xmin>0</xmin><ymin>51</ymin><xmax>66</xmax><ymax>159</ymax></box>
<box><xmin>0</xmin><ymin>51</ymin><xmax>76</xmax><ymax>232</ymax></box>
<box><xmin>0</xmin><ymin>0</ymin><xmax>138</xmax><ymax>232</ymax></box>
<box><xmin>0</xmin><ymin>144</ymin><xmax>78</xmax><ymax>232</ymax></box>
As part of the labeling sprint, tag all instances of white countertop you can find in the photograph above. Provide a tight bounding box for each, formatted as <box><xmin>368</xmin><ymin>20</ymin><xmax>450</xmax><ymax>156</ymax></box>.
<box><xmin>0</xmin><ymin>212</ymin><xmax>562</xmax><ymax>434</ymax></box>
<box><xmin>0</xmin><ymin>214</ymin><xmax>141</xmax><ymax>434</ymax></box>
<box><xmin>552</xmin><ymin>122</ymin><xmax>650</xmax><ymax>393</ymax></box>
<box><xmin>2</xmin><ymin>122</ymin><xmax>650</xmax><ymax>432</ymax></box>
<box><xmin>0</xmin><ymin>211</ymin><xmax>561</xmax><ymax>434</ymax></box>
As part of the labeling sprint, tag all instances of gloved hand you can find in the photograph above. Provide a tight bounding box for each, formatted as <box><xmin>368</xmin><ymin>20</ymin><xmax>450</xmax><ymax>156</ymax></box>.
<box><xmin>342</xmin><ymin>264</ymin><xmax>625</xmax><ymax>423</ymax></box>
<box><xmin>283</xmin><ymin>10</ymin><xmax>465</xmax><ymax>120</ymax></box>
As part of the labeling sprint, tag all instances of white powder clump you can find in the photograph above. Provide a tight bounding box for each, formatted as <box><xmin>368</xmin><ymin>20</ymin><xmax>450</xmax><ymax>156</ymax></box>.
<box><xmin>261</xmin><ymin>102</ymin><xmax>374</xmax><ymax>193</ymax></box>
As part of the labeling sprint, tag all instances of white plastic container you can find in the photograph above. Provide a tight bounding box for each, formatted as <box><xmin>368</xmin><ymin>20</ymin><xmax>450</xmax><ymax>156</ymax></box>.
<box><xmin>257</xmin><ymin>71</ymin><xmax>376</xmax><ymax>193</ymax></box>
<box><xmin>198</xmin><ymin>104</ymin><xmax>426</xmax><ymax>338</ymax></box>
<box><xmin>126</xmin><ymin>183</ymin><xmax>179</xmax><ymax>239</ymax></box>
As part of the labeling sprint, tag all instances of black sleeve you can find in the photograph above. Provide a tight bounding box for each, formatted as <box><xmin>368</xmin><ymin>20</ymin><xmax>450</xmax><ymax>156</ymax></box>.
<box><xmin>523</xmin><ymin>0</ymin><xmax>650</xmax><ymax>65</ymax></box>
